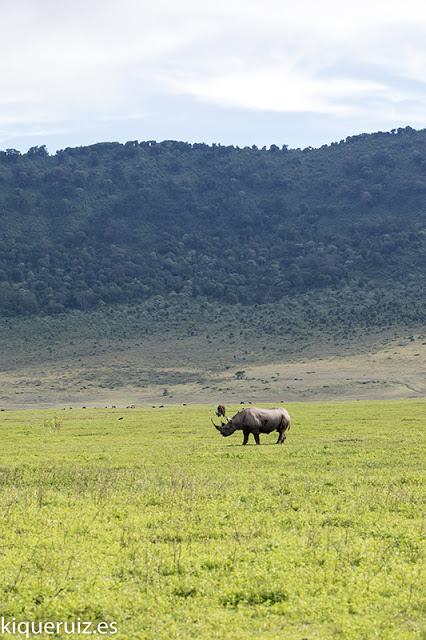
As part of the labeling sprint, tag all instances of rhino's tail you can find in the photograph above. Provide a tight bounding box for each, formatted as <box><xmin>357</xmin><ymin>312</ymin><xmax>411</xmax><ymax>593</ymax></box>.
<box><xmin>280</xmin><ymin>413</ymin><xmax>291</xmax><ymax>431</ymax></box>
<box><xmin>284</xmin><ymin>412</ymin><xmax>291</xmax><ymax>431</ymax></box>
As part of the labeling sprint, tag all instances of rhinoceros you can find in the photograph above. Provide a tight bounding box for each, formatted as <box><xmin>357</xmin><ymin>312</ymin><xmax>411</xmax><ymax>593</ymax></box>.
<box><xmin>212</xmin><ymin>406</ymin><xmax>291</xmax><ymax>445</ymax></box>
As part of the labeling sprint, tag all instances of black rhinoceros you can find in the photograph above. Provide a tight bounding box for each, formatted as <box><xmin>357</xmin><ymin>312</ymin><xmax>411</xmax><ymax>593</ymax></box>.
<box><xmin>212</xmin><ymin>406</ymin><xmax>291</xmax><ymax>445</ymax></box>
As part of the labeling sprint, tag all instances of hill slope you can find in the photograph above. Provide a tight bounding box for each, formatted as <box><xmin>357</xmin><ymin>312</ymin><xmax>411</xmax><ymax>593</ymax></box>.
<box><xmin>0</xmin><ymin>126</ymin><xmax>425</xmax><ymax>319</ymax></box>
<box><xmin>0</xmin><ymin>296</ymin><xmax>424</xmax><ymax>408</ymax></box>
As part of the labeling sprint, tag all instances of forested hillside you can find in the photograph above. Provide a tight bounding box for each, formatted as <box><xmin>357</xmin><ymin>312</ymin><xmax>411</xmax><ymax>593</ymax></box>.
<box><xmin>0</xmin><ymin>126</ymin><xmax>425</xmax><ymax>319</ymax></box>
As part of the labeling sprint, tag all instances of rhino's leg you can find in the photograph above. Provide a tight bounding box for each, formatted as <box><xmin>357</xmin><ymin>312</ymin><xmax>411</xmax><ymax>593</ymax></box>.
<box><xmin>242</xmin><ymin>430</ymin><xmax>249</xmax><ymax>446</ymax></box>
<box><xmin>254</xmin><ymin>433</ymin><xmax>260</xmax><ymax>445</ymax></box>
<box><xmin>276</xmin><ymin>419</ymin><xmax>289</xmax><ymax>444</ymax></box>
<box><xmin>276</xmin><ymin>430</ymin><xmax>286</xmax><ymax>444</ymax></box>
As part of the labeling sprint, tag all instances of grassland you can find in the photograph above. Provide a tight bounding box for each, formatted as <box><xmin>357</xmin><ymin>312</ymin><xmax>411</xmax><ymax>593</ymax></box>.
<box><xmin>0</xmin><ymin>400</ymin><xmax>424</xmax><ymax>639</ymax></box>
<box><xmin>0</xmin><ymin>298</ymin><xmax>425</xmax><ymax>408</ymax></box>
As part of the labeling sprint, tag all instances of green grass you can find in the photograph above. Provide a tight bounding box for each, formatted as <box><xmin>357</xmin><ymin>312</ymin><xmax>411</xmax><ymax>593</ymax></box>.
<box><xmin>0</xmin><ymin>400</ymin><xmax>424</xmax><ymax>639</ymax></box>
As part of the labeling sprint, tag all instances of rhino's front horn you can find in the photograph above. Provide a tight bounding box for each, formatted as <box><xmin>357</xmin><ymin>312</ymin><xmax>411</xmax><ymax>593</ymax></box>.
<box><xmin>211</xmin><ymin>418</ymin><xmax>221</xmax><ymax>431</ymax></box>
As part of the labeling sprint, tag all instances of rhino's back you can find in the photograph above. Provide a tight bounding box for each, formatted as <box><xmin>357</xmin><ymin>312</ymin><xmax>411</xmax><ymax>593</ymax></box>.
<box><xmin>243</xmin><ymin>407</ymin><xmax>290</xmax><ymax>432</ymax></box>
<box><xmin>249</xmin><ymin>407</ymin><xmax>289</xmax><ymax>421</ymax></box>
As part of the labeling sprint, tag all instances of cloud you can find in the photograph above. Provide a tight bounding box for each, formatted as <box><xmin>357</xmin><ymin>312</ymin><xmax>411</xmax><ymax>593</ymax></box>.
<box><xmin>1</xmin><ymin>0</ymin><xmax>426</xmax><ymax>149</ymax></box>
<box><xmin>166</xmin><ymin>64</ymin><xmax>388</xmax><ymax>116</ymax></box>
<box><xmin>156</xmin><ymin>0</ymin><xmax>426</xmax><ymax>121</ymax></box>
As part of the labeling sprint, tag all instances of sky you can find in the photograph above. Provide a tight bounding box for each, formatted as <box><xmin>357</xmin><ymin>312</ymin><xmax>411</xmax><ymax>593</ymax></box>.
<box><xmin>1</xmin><ymin>0</ymin><xmax>426</xmax><ymax>152</ymax></box>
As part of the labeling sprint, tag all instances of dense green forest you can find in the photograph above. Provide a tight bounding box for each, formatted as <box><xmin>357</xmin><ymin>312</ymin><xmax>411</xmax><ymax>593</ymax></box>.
<box><xmin>0</xmin><ymin>126</ymin><xmax>425</xmax><ymax>319</ymax></box>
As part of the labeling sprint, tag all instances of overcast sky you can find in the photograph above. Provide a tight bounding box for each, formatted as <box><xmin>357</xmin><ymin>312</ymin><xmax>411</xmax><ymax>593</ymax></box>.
<box><xmin>2</xmin><ymin>0</ymin><xmax>426</xmax><ymax>151</ymax></box>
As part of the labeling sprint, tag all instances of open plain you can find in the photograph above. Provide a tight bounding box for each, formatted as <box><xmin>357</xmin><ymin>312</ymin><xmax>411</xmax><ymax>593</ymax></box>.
<box><xmin>0</xmin><ymin>400</ymin><xmax>424</xmax><ymax>639</ymax></box>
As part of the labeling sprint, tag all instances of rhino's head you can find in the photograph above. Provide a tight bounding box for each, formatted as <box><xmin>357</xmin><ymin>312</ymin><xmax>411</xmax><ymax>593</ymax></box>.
<box><xmin>211</xmin><ymin>418</ymin><xmax>237</xmax><ymax>437</ymax></box>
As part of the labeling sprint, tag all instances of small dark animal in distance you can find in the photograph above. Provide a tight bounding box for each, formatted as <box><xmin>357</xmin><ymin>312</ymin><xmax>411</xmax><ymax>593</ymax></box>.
<box><xmin>216</xmin><ymin>405</ymin><xmax>226</xmax><ymax>418</ymax></box>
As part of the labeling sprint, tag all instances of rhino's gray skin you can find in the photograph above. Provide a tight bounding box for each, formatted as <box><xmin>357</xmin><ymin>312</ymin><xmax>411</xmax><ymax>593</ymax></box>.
<box><xmin>213</xmin><ymin>407</ymin><xmax>291</xmax><ymax>445</ymax></box>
